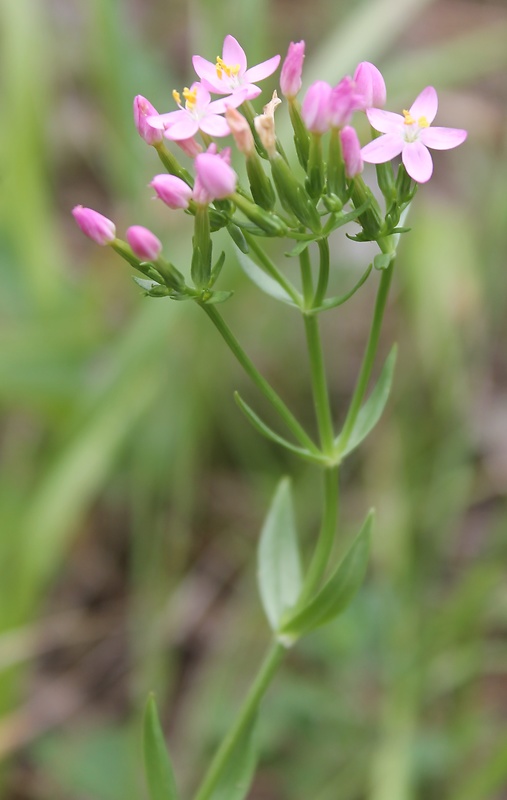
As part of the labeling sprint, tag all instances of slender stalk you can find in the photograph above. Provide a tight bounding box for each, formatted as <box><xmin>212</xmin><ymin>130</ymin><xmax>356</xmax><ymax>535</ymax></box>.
<box><xmin>299</xmin><ymin>245</ymin><xmax>314</xmax><ymax>305</ymax></box>
<box><xmin>338</xmin><ymin>245</ymin><xmax>395</xmax><ymax>451</ymax></box>
<box><xmin>313</xmin><ymin>238</ymin><xmax>330</xmax><ymax>308</ymax></box>
<box><xmin>193</xmin><ymin>641</ymin><xmax>285</xmax><ymax>800</ymax></box>
<box><xmin>200</xmin><ymin>303</ymin><xmax>319</xmax><ymax>454</ymax></box>
<box><xmin>298</xmin><ymin>466</ymin><xmax>339</xmax><ymax>604</ymax></box>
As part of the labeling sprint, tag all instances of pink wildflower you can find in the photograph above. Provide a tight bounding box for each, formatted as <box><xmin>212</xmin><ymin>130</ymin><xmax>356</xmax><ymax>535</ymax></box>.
<box><xmin>301</xmin><ymin>81</ymin><xmax>333</xmax><ymax>134</ymax></box>
<box><xmin>126</xmin><ymin>226</ymin><xmax>162</xmax><ymax>261</ymax></box>
<box><xmin>193</xmin><ymin>35</ymin><xmax>280</xmax><ymax>101</ymax></box>
<box><xmin>280</xmin><ymin>41</ymin><xmax>305</xmax><ymax>99</ymax></box>
<box><xmin>353</xmin><ymin>62</ymin><xmax>386</xmax><ymax>110</ymax></box>
<box><xmin>193</xmin><ymin>147</ymin><xmax>237</xmax><ymax>205</ymax></box>
<box><xmin>328</xmin><ymin>77</ymin><xmax>364</xmax><ymax>128</ymax></box>
<box><xmin>340</xmin><ymin>126</ymin><xmax>363</xmax><ymax>178</ymax></box>
<box><xmin>150</xmin><ymin>175</ymin><xmax>193</xmax><ymax>209</ymax></box>
<box><xmin>133</xmin><ymin>95</ymin><xmax>164</xmax><ymax>146</ymax></box>
<box><xmin>72</xmin><ymin>206</ymin><xmax>116</xmax><ymax>245</ymax></box>
<box><xmin>361</xmin><ymin>86</ymin><xmax>467</xmax><ymax>183</ymax></box>
<box><xmin>148</xmin><ymin>82</ymin><xmax>244</xmax><ymax>141</ymax></box>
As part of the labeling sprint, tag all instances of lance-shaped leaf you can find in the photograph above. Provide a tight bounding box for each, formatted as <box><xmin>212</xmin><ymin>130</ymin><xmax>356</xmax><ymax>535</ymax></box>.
<box><xmin>234</xmin><ymin>392</ymin><xmax>325</xmax><ymax>465</ymax></box>
<box><xmin>143</xmin><ymin>695</ymin><xmax>180</xmax><ymax>800</ymax></box>
<box><xmin>336</xmin><ymin>345</ymin><xmax>397</xmax><ymax>457</ymax></box>
<box><xmin>209</xmin><ymin>718</ymin><xmax>257</xmax><ymax>800</ymax></box>
<box><xmin>236</xmin><ymin>251</ymin><xmax>298</xmax><ymax>306</ymax></box>
<box><xmin>279</xmin><ymin>510</ymin><xmax>373</xmax><ymax>638</ymax></box>
<box><xmin>258</xmin><ymin>478</ymin><xmax>303</xmax><ymax>630</ymax></box>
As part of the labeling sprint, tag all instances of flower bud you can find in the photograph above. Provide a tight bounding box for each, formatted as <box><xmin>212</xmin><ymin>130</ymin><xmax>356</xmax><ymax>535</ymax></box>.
<box><xmin>72</xmin><ymin>206</ymin><xmax>116</xmax><ymax>245</ymax></box>
<box><xmin>150</xmin><ymin>174</ymin><xmax>193</xmax><ymax>209</ymax></box>
<box><xmin>126</xmin><ymin>225</ymin><xmax>162</xmax><ymax>261</ymax></box>
<box><xmin>193</xmin><ymin>150</ymin><xmax>237</xmax><ymax>205</ymax></box>
<box><xmin>301</xmin><ymin>81</ymin><xmax>332</xmax><ymax>134</ymax></box>
<box><xmin>328</xmin><ymin>77</ymin><xmax>363</xmax><ymax>128</ymax></box>
<box><xmin>176</xmin><ymin>137</ymin><xmax>202</xmax><ymax>158</ymax></box>
<box><xmin>225</xmin><ymin>107</ymin><xmax>255</xmax><ymax>157</ymax></box>
<box><xmin>340</xmin><ymin>126</ymin><xmax>363</xmax><ymax>178</ymax></box>
<box><xmin>133</xmin><ymin>95</ymin><xmax>164</xmax><ymax>146</ymax></box>
<box><xmin>280</xmin><ymin>41</ymin><xmax>305</xmax><ymax>99</ymax></box>
<box><xmin>353</xmin><ymin>62</ymin><xmax>386</xmax><ymax>109</ymax></box>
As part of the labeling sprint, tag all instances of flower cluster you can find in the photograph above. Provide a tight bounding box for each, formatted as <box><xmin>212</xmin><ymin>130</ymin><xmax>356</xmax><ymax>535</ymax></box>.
<box><xmin>73</xmin><ymin>35</ymin><xmax>467</xmax><ymax>302</ymax></box>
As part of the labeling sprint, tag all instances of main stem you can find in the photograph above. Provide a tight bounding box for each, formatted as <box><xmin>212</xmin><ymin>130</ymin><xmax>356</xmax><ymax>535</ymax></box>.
<box><xmin>193</xmin><ymin>641</ymin><xmax>285</xmax><ymax>800</ymax></box>
<box><xmin>298</xmin><ymin>465</ymin><xmax>339</xmax><ymax>604</ymax></box>
<box><xmin>200</xmin><ymin>304</ymin><xmax>318</xmax><ymax>454</ymax></box>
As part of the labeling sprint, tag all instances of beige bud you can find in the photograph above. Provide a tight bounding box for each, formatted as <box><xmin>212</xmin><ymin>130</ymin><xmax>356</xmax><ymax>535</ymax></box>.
<box><xmin>254</xmin><ymin>91</ymin><xmax>281</xmax><ymax>157</ymax></box>
<box><xmin>225</xmin><ymin>107</ymin><xmax>255</xmax><ymax>156</ymax></box>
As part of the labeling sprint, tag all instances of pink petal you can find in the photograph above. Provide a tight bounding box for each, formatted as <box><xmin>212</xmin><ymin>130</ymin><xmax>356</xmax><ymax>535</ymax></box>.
<box><xmin>237</xmin><ymin>83</ymin><xmax>262</xmax><ymax>100</ymax></box>
<box><xmin>222</xmin><ymin>35</ymin><xmax>247</xmax><ymax>74</ymax></box>
<box><xmin>199</xmin><ymin>114</ymin><xmax>231</xmax><ymax>137</ymax></box>
<box><xmin>366</xmin><ymin>108</ymin><xmax>404</xmax><ymax>134</ymax></box>
<box><xmin>361</xmin><ymin>133</ymin><xmax>404</xmax><ymax>163</ymax></box>
<box><xmin>402</xmin><ymin>141</ymin><xmax>433</xmax><ymax>183</ymax></box>
<box><xmin>193</xmin><ymin>83</ymin><xmax>211</xmax><ymax>109</ymax></box>
<box><xmin>244</xmin><ymin>54</ymin><xmax>281</xmax><ymax>83</ymax></box>
<box><xmin>419</xmin><ymin>126</ymin><xmax>467</xmax><ymax>150</ymax></box>
<box><xmin>192</xmin><ymin>56</ymin><xmax>226</xmax><ymax>93</ymax></box>
<box><xmin>165</xmin><ymin>117</ymin><xmax>199</xmax><ymax>140</ymax></box>
<box><xmin>409</xmin><ymin>86</ymin><xmax>438</xmax><ymax>124</ymax></box>
<box><xmin>147</xmin><ymin>110</ymin><xmax>181</xmax><ymax>129</ymax></box>
<box><xmin>208</xmin><ymin>91</ymin><xmax>247</xmax><ymax>114</ymax></box>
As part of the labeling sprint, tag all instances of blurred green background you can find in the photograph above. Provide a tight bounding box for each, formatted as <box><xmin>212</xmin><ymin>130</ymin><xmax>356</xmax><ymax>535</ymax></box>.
<box><xmin>0</xmin><ymin>0</ymin><xmax>506</xmax><ymax>797</ymax></box>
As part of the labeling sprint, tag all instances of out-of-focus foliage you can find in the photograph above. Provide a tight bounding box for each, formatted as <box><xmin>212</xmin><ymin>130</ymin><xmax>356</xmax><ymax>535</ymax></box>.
<box><xmin>0</xmin><ymin>0</ymin><xmax>506</xmax><ymax>798</ymax></box>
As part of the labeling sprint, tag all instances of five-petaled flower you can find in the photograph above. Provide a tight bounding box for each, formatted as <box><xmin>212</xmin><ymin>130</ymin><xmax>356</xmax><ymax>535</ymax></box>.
<box><xmin>193</xmin><ymin>35</ymin><xmax>280</xmax><ymax>101</ymax></box>
<box><xmin>361</xmin><ymin>86</ymin><xmax>467</xmax><ymax>183</ymax></box>
<box><xmin>148</xmin><ymin>82</ymin><xmax>245</xmax><ymax>141</ymax></box>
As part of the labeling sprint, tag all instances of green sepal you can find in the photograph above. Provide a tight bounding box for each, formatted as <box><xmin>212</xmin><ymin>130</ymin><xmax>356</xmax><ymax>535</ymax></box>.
<box><xmin>227</xmin><ymin>223</ymin><xmax>249</xmax><ymax>254</ymax></box>
<box><xmin>200</xmin><ymin>290</ymin><xmax>234</xmax><ymax>305</ymax></box>
<box><xmin>279</xmin><ymin>511</ymin><xmax>373</xmax><ymax>638</ymax></box>
<box><xmin>270</xmin><ymin>155</ymin><xmax>321</xmax><ymax>232</ymax></box>
<box><xmin>258</xmin><ymin>477</ymin><xmax>303</xmax><ymax>631</ymax></box>
<box><xmin>234</xmin><ymin>392</ymin><xmax>325</xmax><ymax>465</ymax></box>
<box><xmin>306</xmin><ymin>133</ymin><xmax>325</xmax><ymax>199</ymax></box>
<box><xmin>209</xmin><ymin>718</ymin><xmax>257</xmax><ymax>800</ymax></box>
<box><xmin>285</xmin><ymin>240</ymin><xmax>310</xmax><ymax>258</ymax></box>
<box><xmin>288</xmin><ymin>100</ymin><xmax>310</xmax><ymax>169</ymax></box>
<box><xmin>143</xmin><ymin>694</ymin><xmax>180</xmax><ymax>800</ymax></box>
<box><xmin>133</xmin><ymin>277</ymin><xmax>171</xmax><ymax>298</ymax></box>
<box><xmin>336</xmin><ymin>344</ymin><xmax>397</xmax><ymax>457</ymax></box>
<box><xmin>327</xmin><ymin>129</ymin><xmax>347</xmax><ymax>201</ymax></box>
<box><xmin>246</xmin><ymin>153</ymin><xmax>276</xmax><ymax>210</ymax></box>
<box><xmin>232</xmin><ymin>193</ymin><xmax>287</xmax><ymax>236</ymax></box>
<box><xmin>373</xmin><ymin>253</ymin><xmax>394</xmax><ymax>271</ymax></box>
<box><xmin>209</xmin><ymin>250</ymin><xmax>226</xmax><ymax>286</ymax></box>
<box><xmin>191</xmin><ymin>206</ymin><xmax>212</xmax><ymax>288</ymax></box>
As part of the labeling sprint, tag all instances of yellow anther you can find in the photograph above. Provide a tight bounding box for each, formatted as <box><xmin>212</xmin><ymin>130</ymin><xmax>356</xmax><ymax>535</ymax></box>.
<box><xmin>172</xmin><ymin>89</ymin><xmax>181</xmax><ymax>106</ymax></box>
<box><xmin>215</xmin><ymin>56</ymin><xmax>240</xmax><ymax>80</ymax></box>
<box><xmin>403</xmin><ymin>109</ymin><xmax>415</xmax><ymax>126</ymax></box>
<box><xmin>183</xmin><ymin>86</ymin><xmax>197</xmax><ymax>110</ymax></box>
<box><xmin>418</xmin><ymin>116</ymin><xmax>429</xmax><ymax>128</ymax></box>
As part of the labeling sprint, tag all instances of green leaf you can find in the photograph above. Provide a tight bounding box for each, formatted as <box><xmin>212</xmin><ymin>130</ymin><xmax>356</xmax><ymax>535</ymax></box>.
<box><xmin>279</xmin><ymin>510</ymin><xmax>373</xmax><ymax>638</ymax></box>
<box><xmin>234</xmin><ymin>392</ymin><xmax>325</xmax><ymax>465</ymax></box>
<box><xmin>210</xmin><ymin>251</ymin><xmax>226</xmax><ymax>286</ymax></box>
<box><xmin>227</xmin><ymin>223</ymin><xmax>249</xmax><ymax>253</ymax></box>
<box><xmin>258</xmin><ymin>478</ymin><xmax>303</xmax><ymax>630</ymax></box>
<box><xmin>209</xmin><ymin>718</ymin><xmax>257</xmax><ymax>800</ymax></box>
<box><xmin>236</xmin><ymin>251</ymin><xmax>297</xmax><ymax>306</ymax></box>
<box><xmin>336</xmin><ymin>345</ymin><xmax>397</xmax><ymax>457</ymax></box>
<box><xmin>373</xmin><ymin>252</ymin><xmax>394</xmax><ymax>271</ymax></box>
<box><xmin>203</xmin><ymin>290</ymin><xmax>234</xmax><ymax>305</ymax></box>
<box><xmin>143</xmin><ymin>695</ymin><xmax>179</xmax><ymax>800</ymax></box>
<box><xmin>311</xmin><ymin>263</ymin><xmax>372</xmax><ymax>314</ymax></box>
<box><xmin>284</xmin><ymin>240</ymin><xmax>310</xmax><ymax>258</ymax></box>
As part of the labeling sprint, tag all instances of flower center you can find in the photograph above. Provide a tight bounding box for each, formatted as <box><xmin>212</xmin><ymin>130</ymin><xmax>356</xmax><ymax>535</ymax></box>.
<box><xmin>172</xmin><ymin>87</ymin><xmax>198</xmax><ymax>113</ymax></box>
<box><xmin>215</xmin><ymin>56</ymin><xmax>241</xmax><ymax>81</ymax></box>
<box><xmin>402</xmin><ymin>109</ymin><xmax>430</xmax><ymax>142</ymax></box>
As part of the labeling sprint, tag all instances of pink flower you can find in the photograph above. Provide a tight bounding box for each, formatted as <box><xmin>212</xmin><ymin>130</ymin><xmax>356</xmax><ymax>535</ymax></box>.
<box><xmin>133</xmin><ymin>95</ymin><xmax>164</xmax><ymax>146</ymax></box>
<box><xmin>193</xmin><ymin>147</ymin><xmax>237</xmax><ymax>205</ymax></box>
<box><xmin>126</xmin><ymin>226</ymin><xmax>162</xmax><ymax>260</ymax></box>
<box><xmin>150</xmin><ymin>174</ymin><xmax>193</xmax><ymax>208</ymax></box>
<box><xmin>328</xmin><ymin>77</ymin><xmax>364</xmax><ymax>128</ymax></box>
<box><xmin>192</xmin><ymin>35</ymin><xmax>280</xmax><ymax>101</ymax></box>
<box><xmin>280</xmin><ymin>41</ymin><xmax>305</xmax><ymax>99</ymax></box>
<box><xmin>301</xmin><ymin>81</ymin><xmax>332</xmax><ymax>134</ymax></box>
<box><xmin>353</xmin><ymin>62</ymin><xmax>386</xmax><ymax>110</ymax></box>
<box><xmin>72</xmin><ymin>206</ymin><xmax>116</xmax><ymax>245</ymax></box>
<box><xmin>361</xmin><ymin>86</ymin><xmax>467</xmax><ymax>183</ymax></box>
<box><xmin>148</xmin><ymin>82</ymin><xmax>243</xmax><ymax>141</ymax></box>
<box><xmin>340</xmin><ymin>126</ymin><xmax>363</xmax><ymax>178</ymax></box>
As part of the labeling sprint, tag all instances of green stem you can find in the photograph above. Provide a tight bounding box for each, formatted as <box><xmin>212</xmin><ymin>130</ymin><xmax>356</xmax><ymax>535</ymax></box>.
<box><xmin>300</xmin><ymin>248</ymin><xmax>335</xmax><ymax>454</ymax></box>
<box><xmin>313</xmin><ymin>238</ymin><xmax>330</xmax><ymax>308</ymax></box>
<box><xmin>298</xmin><ymin>466</ymin><xmax>339</xmax><ymax>604</ymax></box>
<box><xmin>243</xmin><ymin>233</ymin><xmax>303</xmax><ymax>307</ymax></box>
<box><xmin>338</xmin><ymin>241</ymin><xmax>395</xmax><ymax>450</ymax></box>
<box><xmin>193</xmin><ymin>641</ymin><xmax>285</xmax><ymax>800</ymax></box>
<box><xmin>200</xmin><ymin>304</ymin><xmax>319</xmax><ymax>454</ymax></box>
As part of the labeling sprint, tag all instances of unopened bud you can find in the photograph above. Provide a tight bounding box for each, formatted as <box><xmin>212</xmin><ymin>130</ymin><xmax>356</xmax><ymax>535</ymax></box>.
<box><xmin>126</xmin><ymin>225</ymin><xmax>162</xmax><ymax>261</ymax></box>
<box><xmin>72</xmin><ymin>206</ymin><xmax>116</xmax><ymax>245</ymax></box>
<box><xmin>225</xmin><ymin>107</ymin><xmax>255</xmax><ymax>157</ymax></box>
<box><xmin>133</xmin><ymin>95</ymin><xmax>164</xmax><ymax>146</ymax></box>
<box><xmin>340</xmin><ymin>126</ymin><xmax>363</xmax><ymax>178</ymax></box>
<box><xmin>280</xmin><ymin>41</ymin><xmax>305</xmax><ymax>99</ymax></box>
<box><xmin>176</xmin><ymin>137</ymin><xmax>203</xmax><ymax>158</ymax></box>
<box><xmin>353</xmin><ymin>62</ymin><xmax>386</xmax><ymax>110</ymax></box>
<box><xmin>150</xmin><ymin>174</ymin><xmax>193</xmax><ymax>209</ymax></box>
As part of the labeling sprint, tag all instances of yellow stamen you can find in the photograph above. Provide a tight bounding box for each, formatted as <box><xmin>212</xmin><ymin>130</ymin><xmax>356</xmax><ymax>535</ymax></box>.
<box><xmin>418</xmin><ymin>115</ymin><xmax>429</xmax><ymax>128</ymax></box>
<box><xmin>403</xmin><ymin>109</ymin><xmax>415</xmax><ymax>126</ymax></box>
<box><xmin>183</xmin><ymin>86</ymin><xmax>197</xmax><ymax>110</ymax></box>
<box><xmin>172</xmin><ymin>89</ymin><xmax>181</xmax><ymax>106</ymax></box>
<box><xmin>215</xmin><ymin>56</ymin><xmax>240</xmax><ymax>79</ymax></box>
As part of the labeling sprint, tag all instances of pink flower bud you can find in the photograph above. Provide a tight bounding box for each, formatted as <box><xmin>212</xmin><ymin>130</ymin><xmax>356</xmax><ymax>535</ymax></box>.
<box><xmin>126</xmin><ymin>225</ymin><xmax>162</xmax><ymax>261</ymax></box>
<box><xmin>176</xmin><ymin>137</ymin><xmax>203</xmax><ymax>158</ymax></box>
<box><xmin>301</xmin><ymin>81</ymin><xmax>332</xmax><ymax>134</ymax></box>
<box><xmin>133</xmin><ymin>95</ymin><xmax>164</xmax><ymax>146</ymax></box>
<box><xmin>150</xmin><ymin>174</ymin><xmax>193</xmax><ymax>209</ymax></box>
<box><xmin>225</xmin><ymin>107</ymin><xmax>255</xmax><ymax>156</ymax></box>
<box><xmin>353</xmin><ymin>62</ymin><xmax>386</xmax><ymax>109</ymax></box>
<box><xmin>328</xmin><ymin>77</ymin><xmax>364</xmax><ymax>128</ymax></box>
<box><xmin>193</xmin><ymin>151</ymin><xmax>237</xmax><ymax>205</ymax></box>
<box><xmin>280</xmin><ymin>41</ymin><xmax>305</xmax><ymax>99</ymax></box>
<box><xmin>72</xmin><ymin>205</ymin><xmax>116</xmax><ymax>245</ymax></box>
<box><xmin>340</xmin><ymin>126</ymin><xmax>363</xmax><ymax>178</ymax></box>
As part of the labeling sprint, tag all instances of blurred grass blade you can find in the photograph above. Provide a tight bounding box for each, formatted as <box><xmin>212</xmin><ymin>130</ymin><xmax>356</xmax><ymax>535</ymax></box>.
<box><xmin>209</xmin><ymin>718</ymin><xmax>257</xmax><ymax>800</ymax></box>
<box><xmin>280</xmin><ymin>511</ymin><xmax>373</xmax><ymax>637</ymax></box>
<box><xmin>258</xmin><ymin>478</ymin><xmax>303</xmax><ymax>630</ymax></box>
<box><xmin>144</xmin><ymin>695</ymin><xmax>180</xmax><ymax>800</ymax></box>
